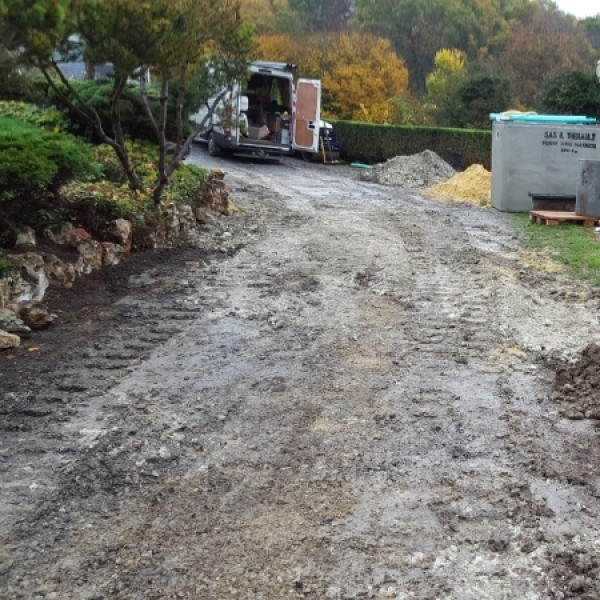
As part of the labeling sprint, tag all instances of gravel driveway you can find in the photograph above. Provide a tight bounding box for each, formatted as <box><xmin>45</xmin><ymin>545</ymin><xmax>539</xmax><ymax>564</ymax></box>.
<box><xmin>1</xmin><ymin>146</ymin><xmax>599</xmax><ymax>599</ymax></box>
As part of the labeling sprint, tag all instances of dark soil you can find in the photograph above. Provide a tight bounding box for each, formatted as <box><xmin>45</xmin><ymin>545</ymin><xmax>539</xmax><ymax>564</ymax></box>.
<box><xmin>553</xmin><ymin>343</ymin><xmax>600</xmax><ymax>419</ymax></box>
<box><xmin>1</xmin><ymin>238</ymin><xmax>216</xmax><ymax>390</ymax></box>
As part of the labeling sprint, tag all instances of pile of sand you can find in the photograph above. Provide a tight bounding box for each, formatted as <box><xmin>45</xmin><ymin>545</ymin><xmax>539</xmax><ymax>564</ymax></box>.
<box><xmin>424</xmin><ymin>164</ymin><xmax>491</xmax><ymax>207</ymax></box>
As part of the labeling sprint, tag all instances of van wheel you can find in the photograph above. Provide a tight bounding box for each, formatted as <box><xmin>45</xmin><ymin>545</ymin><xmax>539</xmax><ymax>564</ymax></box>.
<box><xmin>207</xmin><ymin>133</ymin><xmax>222</xmax><ymax>157</ymax></box>
<box><xmin>301</xmin><ymin>151</ymin><xmax>314</xmax><ymax>162</ymax></box>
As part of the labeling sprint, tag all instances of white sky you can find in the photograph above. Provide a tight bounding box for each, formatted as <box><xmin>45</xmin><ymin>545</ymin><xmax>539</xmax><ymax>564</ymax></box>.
<box><xmin>554</xmin><ymin>0</ymin><xmax>600</xmax><ymax>19</ymax></box>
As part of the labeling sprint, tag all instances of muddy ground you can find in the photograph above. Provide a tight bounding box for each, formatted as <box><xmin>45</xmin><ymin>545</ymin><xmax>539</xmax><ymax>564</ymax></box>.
<box><xmin>1</xmin><ymin>148</ymin><xmax>600</xmax><ymax>599</ymax></box>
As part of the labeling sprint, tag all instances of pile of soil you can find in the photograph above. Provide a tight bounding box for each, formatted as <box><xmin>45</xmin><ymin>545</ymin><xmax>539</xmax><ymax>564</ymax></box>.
<box><xmin>425</xmin><ymin>164</ymin><xmax>492</xmax><ymax>207</ymax></box>
<box><xmin>553</xmin><ymin>343</ymin><xmax>600</xmax><ymax>419</ymax></box>
<box><xmin>360</xmin><ymin>150</ymin><xmax>456</xmax><ymax>189</ymax></box>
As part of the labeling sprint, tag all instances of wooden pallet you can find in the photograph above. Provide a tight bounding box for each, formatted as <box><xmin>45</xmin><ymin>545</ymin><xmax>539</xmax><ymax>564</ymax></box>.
<box><xmin>529</xmin><ymin>210</ymin><xmax>597</xmax><ymax>228</ymax></box>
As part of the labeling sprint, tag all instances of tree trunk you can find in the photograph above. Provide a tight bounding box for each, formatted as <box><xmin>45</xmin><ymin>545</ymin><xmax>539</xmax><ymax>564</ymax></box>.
<box><xmin>111</xmin><ymin>75</ymin><xmax>142</xmax><ymax>192</ymax></box>
<box><xmin>42</xmin><ymin>62</ymin><xmax>143</xmax><ymax>192</ymax></box>
<box><xmin>152</xmin><ymin>78</ymin><xmax>170</xmax><ymax>205</ymax></box>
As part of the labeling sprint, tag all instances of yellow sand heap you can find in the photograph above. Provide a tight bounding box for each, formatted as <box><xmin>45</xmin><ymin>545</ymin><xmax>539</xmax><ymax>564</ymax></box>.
<box><xmin>425</xmin><ymin>164</ymin><xmax>491</xmax><ymax>207</ymax></box>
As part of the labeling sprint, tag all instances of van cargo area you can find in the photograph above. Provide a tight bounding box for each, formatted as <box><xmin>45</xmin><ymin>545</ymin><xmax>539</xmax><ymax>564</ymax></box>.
<box><xmin>242</xmin><ymin>72</ymin><xmax>293</xmax><ymax>145</ymax></box>
<box><xmin>193</xmin><ymin>60</ymin><xmax>321</xmax><ymax>158</ymax></box>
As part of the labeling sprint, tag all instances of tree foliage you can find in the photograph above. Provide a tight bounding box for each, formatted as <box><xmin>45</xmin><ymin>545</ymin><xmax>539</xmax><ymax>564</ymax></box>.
<box><xmin>500</xmin><ymin>3</ymin><xmax>597</xmax><ymax>107</ymax></box>
<box><xmin>241</xmin><ymin>0</ymin><xmax>353</xmax><ymax>34</ymax></box>
<box><xmin>457</xmin><ymin>72</ymin><xmax>511</xmax><ymax>128</ymax></box>
<box><xmin>426</xmin><ymin>48</ymin><xmax>467</xmax><ymax>125</ymax></box>
<box><xmin>0</xmin><ymin>116</ymin><xmax>100</xmax><ymax>202</ymax></box>
<box><xmin>352</xmin><ymin>0</ymin><xmax>518</xmax><ymax>91</ymax></box>
<box><xmin>582</xmin><ymin>15</ymin><xmax>600</xmax><ymax>53</ymax></box>
<box><xmin>257</xmin><ymin>31</ymin><xmax>408</xmax><ymax>122</ymax></box>
<box><xmin>541</xmin><ymin>71</ymin><xmax>600</xmax><ymax>118</ymax></box>
<box><xmin>255</xmin><ymin>34</ymin><xmax>297</xmax><ymax>62</ymax></box>
<box><xmin>1</xmin><ymin>0</ymin><xmax>253</xmax><ymax>203</ymax></box>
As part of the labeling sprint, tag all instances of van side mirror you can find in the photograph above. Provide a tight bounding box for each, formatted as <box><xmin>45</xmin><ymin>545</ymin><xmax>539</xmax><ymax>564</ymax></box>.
<box><xmin>239</xmin><ymin>95</ymin><xmax>249</xmax><ymax>112</ymax></box>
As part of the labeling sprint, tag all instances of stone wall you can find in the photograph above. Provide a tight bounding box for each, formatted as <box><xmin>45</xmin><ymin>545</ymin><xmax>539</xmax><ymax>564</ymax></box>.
<box><xmin>0</xmin><ymin>174</ymin><xmax>231</xmax><ymax>347</ymax></box>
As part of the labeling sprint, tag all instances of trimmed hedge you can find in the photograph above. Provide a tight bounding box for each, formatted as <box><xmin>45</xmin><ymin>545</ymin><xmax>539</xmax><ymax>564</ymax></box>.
<box><xmin>333</xmin><ymin>121</ymin><xmax>492</xmax><ymax>170</ymax></box>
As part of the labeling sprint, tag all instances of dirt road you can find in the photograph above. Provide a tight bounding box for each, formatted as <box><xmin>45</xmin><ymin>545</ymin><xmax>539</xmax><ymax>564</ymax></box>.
<box><xmin>1</xmin><ymin>147</ymin><xmax>600</xmax><ymax>599</ymax></box>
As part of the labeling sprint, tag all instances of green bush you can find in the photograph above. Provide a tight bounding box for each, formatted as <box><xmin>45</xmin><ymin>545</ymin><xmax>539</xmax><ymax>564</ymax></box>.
<box><xmin>59</xmin><ymin>161</ymin><xmax>209</xmax><ymax>238</ymax></box>
<box><xmin>92</xmin><ymin>140</ymin><xmax>159</xmax><ymax>185</ymax></box>
<box><xmin>0</xmin><ymin>72</ymin><xmax>51</xmax><ymax>105</ymax></box>
<box><xmin>0</xmin><ymin>116</ymin><xmax>101</xmax><ymax>201</ymax></box>
<box><xmin>164</xmin><ymin>164</ymin><xmax>210</xmax><ymax>205</ymax></box>
<box><xmin>541</xmin><ymin>71</ymin><xmax>600</xmax><ymax>119</ymax></box>
<box><xmin>60</xmin><ymin>180</ymin><xmax>157</xmax><ymax>231</ymax></box>
<box><xmin>0</xmin><ymin>100</ymin><xmax>70</xmax><ymax>132</ymax></box>
<box><xmin>333</xmin><ymin>121</ymin><xmax>492</xmax><ymax>170</ymax></box>
<box><xmin>0</xmin><ymin>249</ymin><xmax>16</xmax><ymax>278</ymax></box>
<box><xmin>57</xmin><ymin>79</ymin><xmax>197</xmax><ymax>142</ymax></box>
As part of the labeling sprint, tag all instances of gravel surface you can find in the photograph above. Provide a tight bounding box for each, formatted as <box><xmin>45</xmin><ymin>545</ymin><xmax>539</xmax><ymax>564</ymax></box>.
<box><xmin>1</xmin><ymin>147</ymin><xmax>600</xmax><ymax>599</ymax></box>
<box><xmin>360</xmin><ymin>150</ymin><xmax>456</xmax><ymax>189</ymax></box>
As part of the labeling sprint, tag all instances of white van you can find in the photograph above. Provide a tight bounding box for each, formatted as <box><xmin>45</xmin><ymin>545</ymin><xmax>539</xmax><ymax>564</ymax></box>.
<box><xmin>191</xmin><ymin>61</ymin><xmax>321</xmax><ymax>158</ymax></box>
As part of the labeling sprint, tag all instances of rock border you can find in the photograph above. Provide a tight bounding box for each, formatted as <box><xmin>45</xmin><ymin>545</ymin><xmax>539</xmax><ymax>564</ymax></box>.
<box><xmin>0</xmin><ymin>171</ymin><xmax>231</xmax><ymax>346</ymax></box>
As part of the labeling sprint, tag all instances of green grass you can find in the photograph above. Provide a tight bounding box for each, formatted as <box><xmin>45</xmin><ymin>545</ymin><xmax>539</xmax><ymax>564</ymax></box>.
<box><xmin>511</xmin><ymin>213</ymin><xmax>600</xmax><ymax>286</ymax></box>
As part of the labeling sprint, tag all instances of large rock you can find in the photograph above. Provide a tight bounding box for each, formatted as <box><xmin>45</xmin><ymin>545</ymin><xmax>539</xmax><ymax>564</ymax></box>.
<box><xmin>43</xmin><ymin>254</ymin><xmax>76</xmax><ymax>288</ymax></box>
<box><xmin>10</xmin><ymin>253</ymin><xmax>49</xmax><ymax>303</ymax></box>
<box><xmin>102</xmin><ymin>242</ymin><xmax>125</xmax><ymax>266</ymax></box>
<box><xmin>0</xmin><ymin>280</ymin><xmax>9</xmax><ymax>309</ymax></box>
<box><xmin>76</xmin><ymin>240</ymin><xmax>104</xmax><ymax>274</ymax></box>
<box><xmin>44</xmin><ymin>222</ymin><xmax>76</xmax><ymax>246</ymax></box>
<box><xmin>194</xmin><ymin>206</ymin><xmax>213</xmax><ymax>225</ymax></box>
<box><xmin>110</xmin><ymin>219</ymin><xmax>132</xmax><ymax>257</ymax></box>
<box><xmin>15</xmin><ymin>226</ymin><xmax>36</xmax><ymax>249</ymax></box>
<box><xmin>44</xmin><ymin>222</ymin><xmax>92</xmax><ymax>248</ymax></box>
<box><xmin>0</xmin><ymin>308</ymin><xmax>31</xmax><ymax>338</ymax></box>
<box><xmin>178</xmin><ymin>204</ymin><xmax>196</xmax><ymax>231</ymax></box>
<box><xmin>193</xmin><ymin>170</ymin><xmax>231</xmax><ymax>216</ymax></box>
<box><xmin>0</xmin><ymin>330</ymin><xmax>20</xmax><ymax>349</ymax></box>
<box><xmin>164</xmin><ymin>202</ymin><xmax>181</xmax><ymax>238</ymax></box>
<box><xmin>73</xmin><ymin>227</ymin><xmax>92</xmax><ymax>244</ymax></box>
<box><xmin>17</xmin><ymin>302</ymin><xmax>55</xmax><ymax>330</ymax></box>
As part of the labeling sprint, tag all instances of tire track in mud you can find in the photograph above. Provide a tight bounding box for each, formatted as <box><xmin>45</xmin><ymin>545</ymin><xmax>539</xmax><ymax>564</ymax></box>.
<box><xmin>353</xmin><ymin>197</ymin><xmax>600</xmax><ymax>599</ymax></box>
<box><xmin>2</xmin><ymin>155</ymin><xmax>600</xmax><ymax>598</ymax></box>
<box><xmin>233</xmin><ymin>171</ymin><xmax>600</xmax><ymax>597</ymax></box>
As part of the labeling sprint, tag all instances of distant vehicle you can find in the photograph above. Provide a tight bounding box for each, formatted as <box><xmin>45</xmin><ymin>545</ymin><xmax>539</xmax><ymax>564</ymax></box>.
<box><xmin>190</xmin><ymin>60</ymin><xmax>322</xmax><ymax>159</ymax></box>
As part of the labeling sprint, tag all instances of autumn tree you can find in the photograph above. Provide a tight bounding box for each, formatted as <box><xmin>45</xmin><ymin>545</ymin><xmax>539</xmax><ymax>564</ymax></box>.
<box><xmin>352</xmin><ymin>0</ymin><xmax>517</xmax><ymax>91</ymax></box>
<box><xmin>300</xmin><ymin>32</ymin><xmax>409</xmax><ymax>122</ymax></box>
<box><xmin>255</xmin><ymin>34</ymin><xmax>298</xmax><ymax>62</ymax></box>
<box><xmin>240</xmin><ymin>0</ymin><xmax>288</xmax><ymax>35</ymax></box>
<box><xmin>500</xmin><ymin>2</ymin><xmax>598</xmax><ymax>107</ymax></box>
<box><xmin>426</xmin><ymin>48</ymin><xmax>467</xmax><ymax>125</ymax></box>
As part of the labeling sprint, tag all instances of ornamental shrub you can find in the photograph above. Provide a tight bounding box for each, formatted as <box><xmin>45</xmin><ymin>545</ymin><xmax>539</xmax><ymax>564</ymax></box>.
<box><xmin>0</xmin><ymin>100</ymin><xmax>70</xmax><ymax>132</ymax></box>
<box><xmin>0</xmin><ymin>72</ymin><xmax>51</xmax><ymax>106</ymax></box>
<box><xmin>0</xmin><ymin>117</ymin><xmax>101</xmax><ymax>202</ymax></box>
<box><xmin>58</xmin><ymin>79</ymin><xmax>197</xmax><ymax>142</ymax></box>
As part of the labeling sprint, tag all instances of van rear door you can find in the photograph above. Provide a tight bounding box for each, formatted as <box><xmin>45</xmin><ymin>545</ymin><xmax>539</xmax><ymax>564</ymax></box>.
<box><xmin>292</xmin><ymin>79</ymin><xmax>321</xmax><ymax>153</ymax></box>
